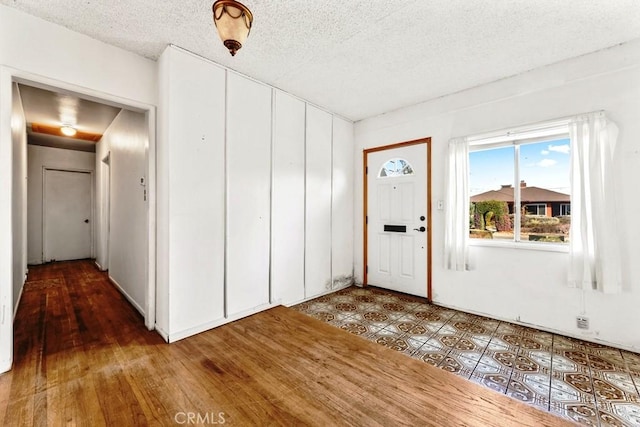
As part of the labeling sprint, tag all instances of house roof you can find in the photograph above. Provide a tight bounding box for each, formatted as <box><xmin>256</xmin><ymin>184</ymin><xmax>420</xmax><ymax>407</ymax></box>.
<box><xmin>471</xmin><ymin>186</ymin><xmax>570</xmax><ymax>203</ymax></box>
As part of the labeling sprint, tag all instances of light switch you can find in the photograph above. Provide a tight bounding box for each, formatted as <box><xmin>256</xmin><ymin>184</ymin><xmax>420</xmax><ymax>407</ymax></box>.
<box><xmin>437</xmin><ymin>200</ymin><xmax>444</xmax><ymax>210</ymax></box>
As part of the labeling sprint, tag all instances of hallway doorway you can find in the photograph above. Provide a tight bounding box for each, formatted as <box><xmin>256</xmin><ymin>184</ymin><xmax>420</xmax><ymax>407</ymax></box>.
<box><xmin>0</xmin><ymin>69</ymin><xmax>157</xmax><ymax>374</ymax></box>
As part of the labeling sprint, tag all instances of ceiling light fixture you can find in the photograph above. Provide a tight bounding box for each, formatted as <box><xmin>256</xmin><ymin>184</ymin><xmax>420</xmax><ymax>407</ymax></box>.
<box><xmin>212</xmin><ymin>0</ymin><xmax>253</xmax><ymax>56</ymax></box>
<box><xmin>60</xmin><ymin>125</ymin><xmax>77</xmax><ymax>137</ymax></box>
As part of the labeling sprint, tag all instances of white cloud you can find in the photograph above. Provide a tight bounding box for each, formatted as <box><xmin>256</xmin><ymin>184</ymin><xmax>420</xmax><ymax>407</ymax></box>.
<box><xmin>548</xmin><ymin>144</ymin><xmax>570</xmax><ymax>154</ymax></box>
<box><xmin>537</xmin><ymin>159</ymin><xmax>557</xmax><ymax>167</ymax></box>
<box><xmin>541</xmin><ymin>150</ymin><xmax>550</xmax><ymax>155</ymax></box>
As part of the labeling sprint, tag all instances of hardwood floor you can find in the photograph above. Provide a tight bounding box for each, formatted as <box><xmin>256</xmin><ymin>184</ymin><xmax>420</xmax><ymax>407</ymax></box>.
<box><xmin>0</xmin><ymin>260</ymin><xmax>573</xmax><ymax>426</ymax></box>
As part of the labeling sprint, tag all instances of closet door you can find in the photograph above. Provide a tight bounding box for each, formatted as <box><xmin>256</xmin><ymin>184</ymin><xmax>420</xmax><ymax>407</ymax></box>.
<box><xmin>226</xmin><ymin>73</ymin><xmax>272</xmax><ymax>314</ymax></box>
<box><xmin>271</xmin><ymin>91</ymin><xmax>305</xmax><ymax>304</ymax></box>
<box><xmin>164</xmin><ymin>47</ymin><xmax>226</xmax><ymax>333</ymax></box>
<box><xmin>305</xmin><ymin>105</ymin><xmax>332</xmax><ymax>298</ymax></box>
<box><xmin>332</xmin><ymin>117</ymin><xmax>354</xmax><ymax>288</ymax></box>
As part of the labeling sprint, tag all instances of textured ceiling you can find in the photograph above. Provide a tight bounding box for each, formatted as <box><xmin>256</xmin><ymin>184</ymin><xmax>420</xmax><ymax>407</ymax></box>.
<box><xmin>4</xmin><ymin>1</ymin><xmax>640</xmax><ymax>121</ymax></box>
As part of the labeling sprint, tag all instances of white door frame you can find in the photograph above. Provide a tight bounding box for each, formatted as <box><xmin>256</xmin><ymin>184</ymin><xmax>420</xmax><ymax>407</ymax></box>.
<box><xmin>42</xmin><ymin>167</ymin><xmax>95</xmax><ymax>262</ymax></box>
<box><xmin>363</xmin><ymin>138</ymin><xmax>432</xmax><ymax>300</ymax></box>
<box><xmin>0</xmin><ymin>66</ymin><xmax>157</xmax><ymax>373</ymax></box>
<box><xmin>100</xmin><ymin>153</ymin><xmax>111</xmax><ymax>271</ymax></box>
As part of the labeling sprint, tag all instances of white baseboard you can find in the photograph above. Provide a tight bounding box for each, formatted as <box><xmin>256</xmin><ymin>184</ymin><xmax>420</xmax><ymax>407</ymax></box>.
<box><xmin>434</xmin><ymin>300</ymin><xmax>640</xmax><ymax>354</ymax></box>
<box><xmin>12</xmin><ymin>271</ymin><xmax>27</xmax><ymax>321</ymax></box>
<box><xmin>283</xmin><ymin>282</ymin><xmax>353</xmax><ymax>307</ymax></box>
<box><xmin>167</xmin><ymin>302</ymin><xmax>280</xmax><ymax>343</ymax></box>
<box><xmin>155</xmin><ymin>326</ymin><xmax>169</xmax><ymax>343</ymax></box>
<box><xmin>108</xmin><ymin>275</ymin><xmax>145</xmax><ymax>317</ymax></box>
<box><xmin>0</xmin><ymin>359</ymin><xmax>12</xmax><ymax>375</ymax></box>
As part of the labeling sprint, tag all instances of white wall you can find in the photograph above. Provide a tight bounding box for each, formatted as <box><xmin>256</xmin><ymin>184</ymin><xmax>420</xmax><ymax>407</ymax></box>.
<box><xmin>332</xmin><ymin>117</ymin><xmax>355</xmax><ymax>287</ymax></box>
<box><xmin>354</xmin><ymin>40</ymin><xmax>640</xmax><ymax>351</ymax></box>
<box><xmin>157</xmin><ymin>47</ymin><xmax>227</xmax><ymax>339</ymax></box>
<box><xmin>271</xmin><ymin>91</ymin><xmax>305</xmax><ymax>302</ymax></box>
<box><xmin>96</xmin><ymin>109</ymin><xmax>148</xmax><ymax>314</ymax></box>
<box><xmin>0</xmin><ymin>4</ymin><xmax>157</xmax><ymax>373</ymax></box>
<box><xmin>27</xmin><ymin>145</ymin><xmax>96</xmax><ymax>265</ymax></box>
<box><xmin>305</xmin><ymin>105</ymin><xmax>333</xmax><ymax>297</ymax></box>
<box><xmin>0</xmin><ymin>5</ymin><xmax>156</xmax><ymax>106</ymax></box>
<box><xmin>226</xmin><ymin>72</ymin><xmax>272</xmax><ymax>314</ymax></box>
<box><xmin>271</xmin><ymin>91</ymin><xmax>306</xmax><ymax>304</ymax></box>
<box><xmin>158</xmin><ymin>46</ymin><xmax>354</xmax><ymax>342</ymax></box>
<box><xmin>11</xmin><ymin>83</ymin><xmax>27</xmax><ymax>310</ymax></box>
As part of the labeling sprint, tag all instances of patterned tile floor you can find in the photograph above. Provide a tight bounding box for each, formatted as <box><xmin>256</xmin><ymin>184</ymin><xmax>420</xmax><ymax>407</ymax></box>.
<box><xmin>292</xmin><ymin>286</ymin><xmax>640</xmax><ymax>427</ymax></box>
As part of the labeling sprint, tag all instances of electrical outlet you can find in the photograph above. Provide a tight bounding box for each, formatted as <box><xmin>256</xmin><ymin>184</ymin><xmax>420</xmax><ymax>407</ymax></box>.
<box><xmin>576</xmin><ymin>316</ymin><xmax>589</xmax><ymax>330</ymax></box>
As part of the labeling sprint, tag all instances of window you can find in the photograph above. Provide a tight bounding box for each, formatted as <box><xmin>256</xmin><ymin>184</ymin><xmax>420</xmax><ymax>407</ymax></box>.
<box><xmin>524</xmin><ymin>204</ymin><xmax>546</xmax><ymax>216</ymax></box>
<box><xmin>378</xmin><ymin>158</ymin><xmax>414</xmax><ymax>178</ymax></box>
<box><xmin>469</xmin><ymin>130</ymin><xmax>571</xmax><ymax>245</ymax></box>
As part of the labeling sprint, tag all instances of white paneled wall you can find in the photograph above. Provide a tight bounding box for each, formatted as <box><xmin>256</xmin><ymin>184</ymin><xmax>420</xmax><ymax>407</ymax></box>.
<box><xmin>332</xmin><ymin>117</ymin><xmax>355</xmax><ymax>288</ymax></box>
<box><xmin>271</xmin><ymin>92</ymin><xmax>305</xmax><ymax>304</ymax></box>
<box><xmin>158</xmin><ymin>46</ymin><xmax>353</xmax><ymax>341</ymax></box>
<box><xmin>226</xmin><ymin>73</ymin><xmax>272</xmax><ymax>315</ymax></box>
<box><xmin>305</xmin><ymin>105</ymin><xmax>333</xmax><ymax>298</ymax></box>
<box><xmin>160</xmin><ymin>48</ymin><xmax>226</xmax><ymax>337</ymax></box>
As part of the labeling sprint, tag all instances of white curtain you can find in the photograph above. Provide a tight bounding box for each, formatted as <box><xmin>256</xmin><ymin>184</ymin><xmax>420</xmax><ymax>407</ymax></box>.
<box><xmin>568</xmin><ymin>112</ymin><xmax>621</xmax><ymax>293</ymax></box>
<box><xmin>444</xmin><ymin>137</ymin><xmax>470</xmax><ymax>271</ymax></box>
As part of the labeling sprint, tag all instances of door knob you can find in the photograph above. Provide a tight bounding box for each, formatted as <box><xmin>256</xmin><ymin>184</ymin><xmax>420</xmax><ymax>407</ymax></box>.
<box><xmin>413</xmin><ymin>226</ymin><xmax>426</xmax><ymax>232</ymax></box>
<box><xmin>419</xmin><ymin>215</ymin><xmax>426</xmax><ymax>221</ymax></box>
<box><xmin>84</xmin><ymin>219</ymin><xmax>89</xmax><ymax>223</ymax></box>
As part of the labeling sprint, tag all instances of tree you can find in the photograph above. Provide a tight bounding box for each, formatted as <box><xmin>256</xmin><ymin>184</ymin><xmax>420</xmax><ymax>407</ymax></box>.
<box><xmin>470</xmin><ymin>200</ymin><xmax>511</xmax><ymax>231</ymax></box>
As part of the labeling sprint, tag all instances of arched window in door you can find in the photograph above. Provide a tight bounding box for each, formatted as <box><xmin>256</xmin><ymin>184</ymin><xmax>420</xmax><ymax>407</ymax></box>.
<box><xmin>378</xmin><ymin>158</ymin><xmax>414</xmax><ymax>178</ymax></box>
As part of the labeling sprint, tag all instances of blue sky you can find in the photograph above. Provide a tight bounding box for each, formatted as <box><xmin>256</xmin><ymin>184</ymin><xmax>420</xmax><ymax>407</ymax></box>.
<box><xmin>469</xmin><ymin>138</ymin><xmax>571</xmax><ymax>196</ymax></box>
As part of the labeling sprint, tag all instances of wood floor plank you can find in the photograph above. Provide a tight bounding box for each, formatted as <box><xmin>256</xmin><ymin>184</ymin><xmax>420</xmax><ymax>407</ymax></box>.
<box><xmin>0</xmin><ymin>260</ymin><xmax>574</xmax><ymax>426</ymax></box>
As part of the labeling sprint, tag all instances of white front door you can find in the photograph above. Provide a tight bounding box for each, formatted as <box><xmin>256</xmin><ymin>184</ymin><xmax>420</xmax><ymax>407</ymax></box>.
<box><xmin>367</xmin><ymin>143</ymin><xmax>428</xmax><ymax>297</ymax></box>
<box><xmin>43</xmin><ymin>169</ymin><xmax>92</xmax><ymax>262</ymax></box>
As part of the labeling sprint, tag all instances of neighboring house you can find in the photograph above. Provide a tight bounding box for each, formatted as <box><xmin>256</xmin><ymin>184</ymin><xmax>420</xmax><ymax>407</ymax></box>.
<box><xmin>471</xmin><ymin>181</ymin><xmax>570</xmax><ymax>217</ymax></box>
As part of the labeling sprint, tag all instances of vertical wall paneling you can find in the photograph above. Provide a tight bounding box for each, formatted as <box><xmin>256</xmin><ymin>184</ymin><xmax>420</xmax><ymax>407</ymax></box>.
<box><xmin>332</xmin><ymin>117</ymin><xmax>355</xmax><ymax>288</ymax></box>
<box><xmin>165</xmin><ymin>48</ymin><xmax>226</xmax><ymax>334</ymax></box>
<box><xmin>223</xmin><ymin>70</ymin><xmax>228</xmax><ymax>317</ymax></box>
<box><xmin>271</xmin><ymin>91</ymin><xmax>306</xmax><ymax>305</ymax></box>
<box><xmin>305</xmin><ymin>105</ymin><xmax>333</xmax><ymax>298</ymax></box>
<box><xmin>226</xmin><ymin>72</ymin><xmax>272</xmax><ymax>315</ymax></box>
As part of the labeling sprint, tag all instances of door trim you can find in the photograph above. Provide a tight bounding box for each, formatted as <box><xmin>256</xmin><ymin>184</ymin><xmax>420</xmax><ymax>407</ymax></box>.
<box><xmin>42</xmin><ymin>167</ymin><xmax>95</xmax><ymax>262</ymax></box>
<box><xmin>363</xmin><ymin>137</ymin><xmax>432</xmax><ymax>301</ymax></box>
<box><xmin>0</xmin><ymin>65</ymin><xmax>157</xmax><ymax>373</ymax></box>
<box><xmin>100</xmin><ymin>153</ymin><xmax>111</xmax><ymax>271</ymax></box>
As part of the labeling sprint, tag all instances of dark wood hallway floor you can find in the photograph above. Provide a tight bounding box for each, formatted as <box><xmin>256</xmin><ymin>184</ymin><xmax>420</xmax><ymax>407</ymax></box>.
<box><xmin>0</xmin><ymin>260</ymin><xmax>572</xmax><ymax>426</ymax></box>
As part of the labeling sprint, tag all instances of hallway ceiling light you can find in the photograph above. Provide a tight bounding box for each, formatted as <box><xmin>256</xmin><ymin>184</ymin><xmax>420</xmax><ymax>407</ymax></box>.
<box><xmin>212</xmin><ymin>0</ymin><xmax>253</xmax><ymax>56</ymax></box>
<box><xmin>60</xmin><ymin>125</ymin><xmax>77</xmax><ymax>137</ymax></box>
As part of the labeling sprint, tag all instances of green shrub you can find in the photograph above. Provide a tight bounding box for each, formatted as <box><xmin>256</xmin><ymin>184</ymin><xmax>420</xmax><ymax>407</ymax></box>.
<box><xmin>473</xmin><ymin>200</ymin><xmax>510</xmax><ymax>232</ymax></box>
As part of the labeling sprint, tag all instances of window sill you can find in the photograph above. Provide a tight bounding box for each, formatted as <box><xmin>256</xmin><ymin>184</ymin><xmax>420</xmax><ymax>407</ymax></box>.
<box><xmin>468</xmin><ymin>239</ymin><xmax>569</xmax><ymax>253</ymax></box>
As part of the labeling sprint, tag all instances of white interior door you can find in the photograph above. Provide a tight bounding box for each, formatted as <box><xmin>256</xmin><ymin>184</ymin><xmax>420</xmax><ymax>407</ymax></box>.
<box><xmin>367</xmin><ymin>144</ymin><xmax>428</xmax><ymax>296</ymax></box>
<box><xmin>43</xmin><ymin>169</ymin><xmax>92</xmax><ymax>262</ymax></box>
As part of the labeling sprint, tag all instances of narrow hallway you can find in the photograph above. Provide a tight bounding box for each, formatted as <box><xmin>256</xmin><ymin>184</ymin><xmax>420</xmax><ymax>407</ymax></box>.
<box><xmin>3</xmin><ymin>260</ymin><xmax>160</xmax><ymax>425</ymax></box>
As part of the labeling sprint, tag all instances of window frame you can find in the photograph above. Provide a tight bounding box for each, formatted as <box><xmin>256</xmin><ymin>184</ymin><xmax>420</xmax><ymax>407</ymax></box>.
<box><xmin>524</xmin><ymin>203</ymin><xmax>546</xmax><ymax>216</ymax></box>
<box><xmin>377</xmin><ymin>157</ymin><xmax>415</xmax><ymax>178</ymax></box>
<box><xmin>468</xmin><ymin>123</ymin><xmax>571</xmax><ymax>252</ymax></box>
